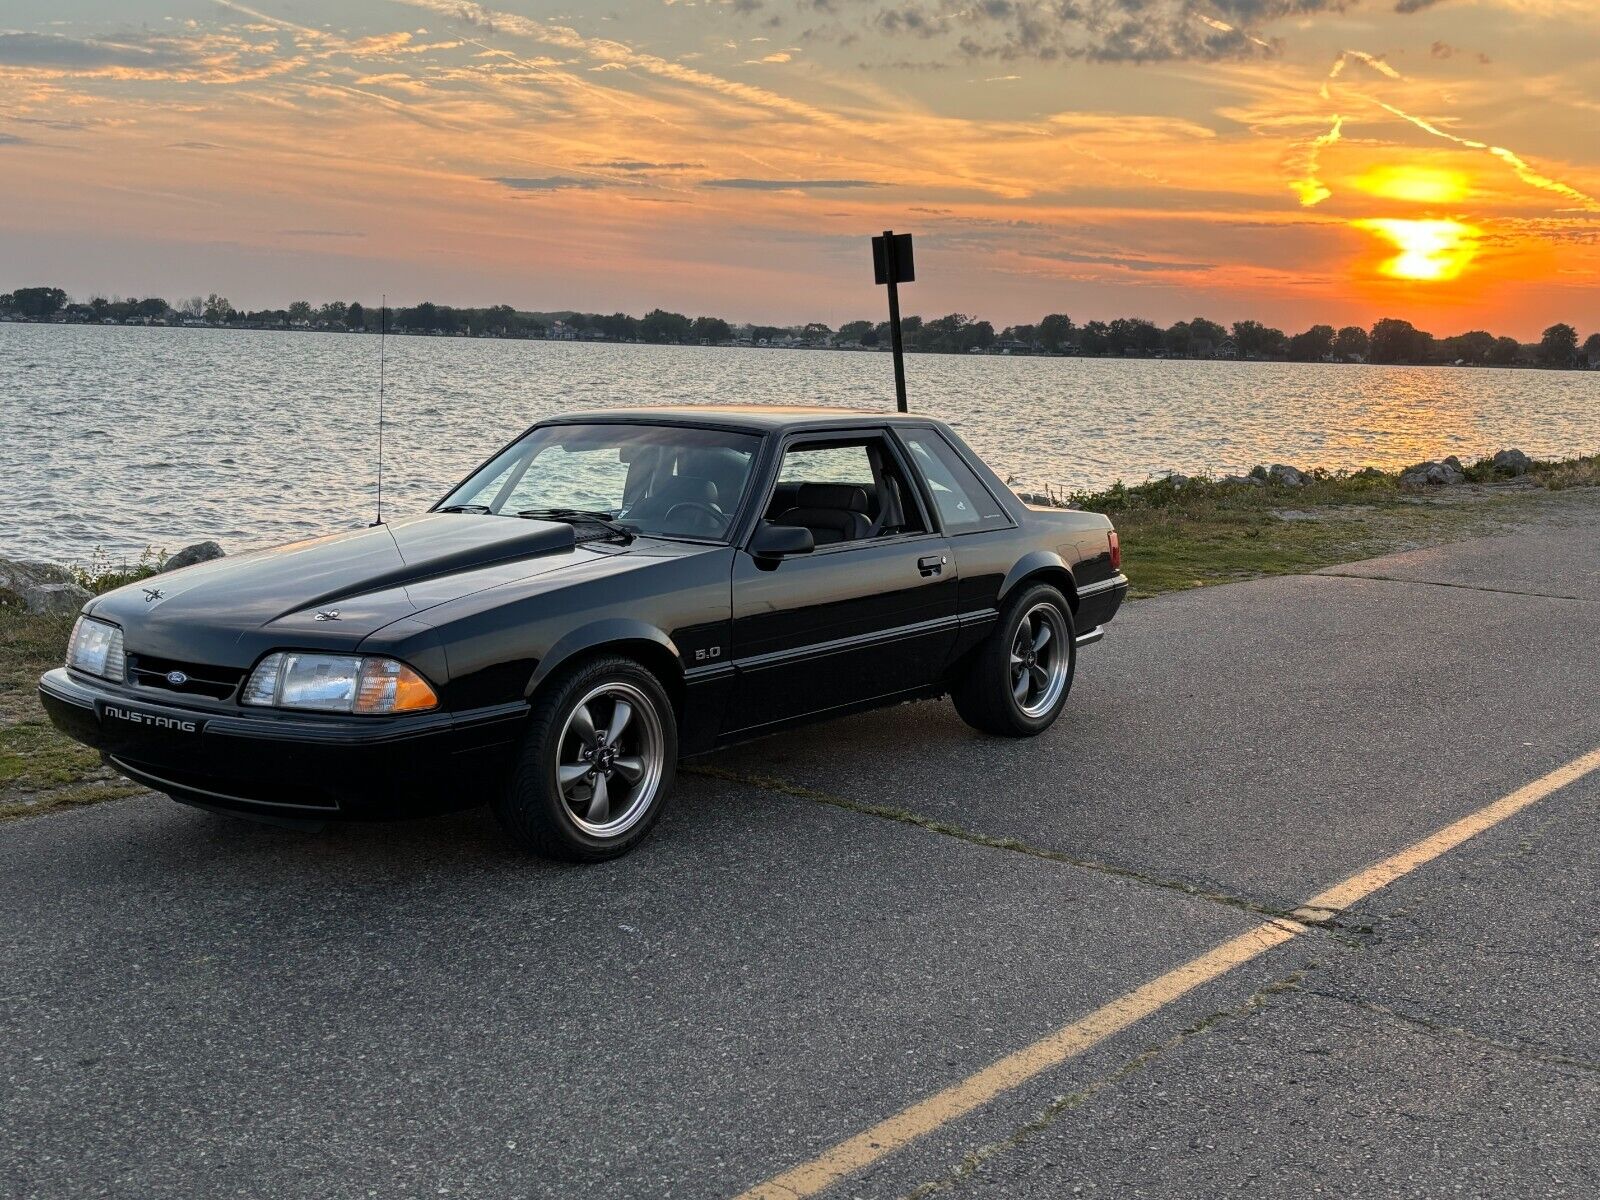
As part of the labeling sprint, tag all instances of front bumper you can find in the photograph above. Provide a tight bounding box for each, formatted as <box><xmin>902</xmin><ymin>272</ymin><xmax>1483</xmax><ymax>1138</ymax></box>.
<box><xmin>38</xmin><ymin>668</ymin><xmax>525</xmax><ymax>820</ymax></box>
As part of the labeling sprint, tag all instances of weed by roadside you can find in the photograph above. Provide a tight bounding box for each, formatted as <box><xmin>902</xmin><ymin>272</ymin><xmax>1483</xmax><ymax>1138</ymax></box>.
<box><xmin>70</xmin><ymin>545</ymin><xmax>167</xmax><ymax>593</ymax></box>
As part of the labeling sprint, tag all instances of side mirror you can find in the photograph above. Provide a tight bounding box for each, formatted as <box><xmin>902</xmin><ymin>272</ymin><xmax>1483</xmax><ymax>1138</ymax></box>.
<box><xmin>750</xmin><ymin>521</ymin><xmax>814</xmax><ymax>560</ymax></box>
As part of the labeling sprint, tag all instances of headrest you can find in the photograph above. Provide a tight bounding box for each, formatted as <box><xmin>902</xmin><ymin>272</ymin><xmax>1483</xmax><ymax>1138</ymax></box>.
<box><xmin>796</xmin><ymin>483</ymin><xmax>869</xmax><ymax>513</ymax></box>
<box><xmin>653</xmin><ymin>475</ymin><xmax>718</xmax><ymax>506</ymax></box>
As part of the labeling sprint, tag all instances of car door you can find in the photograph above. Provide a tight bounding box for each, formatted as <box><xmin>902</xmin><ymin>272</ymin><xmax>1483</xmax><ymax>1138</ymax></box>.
<box><xmin>727</xmin><ymin>430</ymin><xmax>958</xmax><ymax>733</ymax></box>
<box><xmin>893</xmin><ymin>425</ymin><xmax>1019</xmax><ymax>623</ymax></box>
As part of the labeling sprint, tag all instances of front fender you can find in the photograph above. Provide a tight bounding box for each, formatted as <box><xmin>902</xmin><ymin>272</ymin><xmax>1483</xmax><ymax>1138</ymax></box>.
<box><xmin>998</xmin><ymin>550</ymin><xmax>1078</xmax><ymax>609</ymax></box>
<box><xmin>526</xmin><ymin>618</ymin><xmax>681</xmax><ymax>697</ymax></box>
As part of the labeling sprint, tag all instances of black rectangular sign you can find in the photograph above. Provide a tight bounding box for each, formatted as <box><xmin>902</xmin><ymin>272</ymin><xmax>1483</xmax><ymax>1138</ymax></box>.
<box><xmin>872</xmin><ymin>232</ymin><xmax>915</xmax><ymax>285</ymax></box>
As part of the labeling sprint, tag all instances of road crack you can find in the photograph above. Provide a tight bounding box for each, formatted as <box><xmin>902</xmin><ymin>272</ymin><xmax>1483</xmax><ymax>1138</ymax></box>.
<box><xmin>685</xmin><ymin>764</ymin><xmax>1346</xmax><ymax>933</ymax></box>
<box><xmin>1307</xmin><ymin>990</ymin><xmax>1600</xmax><ymax>1075</ymax></box>
<box><xmin>898</xmin><ymin>972</ymin><xmax>1309</xmax><ymax>1199</ymax></box>
<box><xmin>1314</xmin><ymin>571</ymin><xmax>1599</xmax><ymax>604</ymax></box>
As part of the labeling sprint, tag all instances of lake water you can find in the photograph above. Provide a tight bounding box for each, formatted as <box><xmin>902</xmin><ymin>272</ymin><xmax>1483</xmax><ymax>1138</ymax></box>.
<box><xmin>3</xmin><ymin>322</ymin><xmax>1597</xmax><ymax>565</ymax></box>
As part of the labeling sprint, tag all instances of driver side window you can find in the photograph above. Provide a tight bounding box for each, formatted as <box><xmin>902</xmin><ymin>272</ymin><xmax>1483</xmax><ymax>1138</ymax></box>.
<box><xmin>765</xmin><ymin>436</ymin><xmax>926</xmax><ymax>546</ymax></box>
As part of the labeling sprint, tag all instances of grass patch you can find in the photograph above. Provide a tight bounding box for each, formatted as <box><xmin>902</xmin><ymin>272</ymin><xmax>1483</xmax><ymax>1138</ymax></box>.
<box><xmin>0</xmin><ymin>721</ymin><xmax>103</xmax><ymax>787</ymax></box>
<box><xmin>0</xmin><ymin>782</ymin><xmax>144</xmax><ymax>823</ymax></box>
<box><xmin>0</xmin><ymin>601</ymin><xmax>121</xmax><ymax>819</ymax></box>
<box><xmin>1056</xmin><ymin>452</ymin><xmax>1600</xmax><ymax>598</ymax></box>
<box><xmin>0</xmin><ymin>607</ymin><xmax>76</xmax><ymax>721</ymax></box>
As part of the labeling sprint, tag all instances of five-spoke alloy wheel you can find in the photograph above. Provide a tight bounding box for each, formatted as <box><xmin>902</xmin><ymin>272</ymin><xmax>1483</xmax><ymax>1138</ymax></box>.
<box><xmin>1009</xmin><ymin>601</ymin><xmax>1070</xmax><ymax>719</ymax></box>
<box><xmin>555</xmin><ymin>681</ymin><xmax>665</xmax><ymax>839</ymax></box>
<box><xmin>495</xmin><ymin>656</ymin><xmax>678</xmax><ymax>861</ymax></box>
<box><xmin>952</xmin><ymin>581</ymin><xmax>1076</xmax><ymax>737</ymax></box>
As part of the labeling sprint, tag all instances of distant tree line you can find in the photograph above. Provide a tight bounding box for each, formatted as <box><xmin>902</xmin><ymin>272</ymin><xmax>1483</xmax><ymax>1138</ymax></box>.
<box><xmin>3</xmin><ymin>284</ymin><xmax>1597</xmax><ymax>370</ymax></box>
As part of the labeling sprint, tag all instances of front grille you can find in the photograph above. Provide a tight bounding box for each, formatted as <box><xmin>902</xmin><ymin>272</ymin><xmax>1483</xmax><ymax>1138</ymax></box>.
<box><xmin>126</xmin><ymin>654</ymin><xmax>248</xmax><ymax>701</ymax></box>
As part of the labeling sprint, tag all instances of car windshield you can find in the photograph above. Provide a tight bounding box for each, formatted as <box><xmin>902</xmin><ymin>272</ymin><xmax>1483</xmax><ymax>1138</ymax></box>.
<box><xmin>439</xmin><ymin>423</ymin><xmax>762</xmax><ymax>542</ymax></box>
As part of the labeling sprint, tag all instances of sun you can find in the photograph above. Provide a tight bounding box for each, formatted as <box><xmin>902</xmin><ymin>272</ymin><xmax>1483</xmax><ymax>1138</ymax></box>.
<box><xmin>1352</xmin><ymin>217</ymin><xmax>1481</xmax><ymax>282</ymax></box>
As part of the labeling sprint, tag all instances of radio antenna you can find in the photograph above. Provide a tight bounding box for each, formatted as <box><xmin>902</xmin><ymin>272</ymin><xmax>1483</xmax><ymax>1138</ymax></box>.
<box><xmin>372</xmin><ymin>294</ymin><xmax>386</xmax><ymax>526</ymax></box>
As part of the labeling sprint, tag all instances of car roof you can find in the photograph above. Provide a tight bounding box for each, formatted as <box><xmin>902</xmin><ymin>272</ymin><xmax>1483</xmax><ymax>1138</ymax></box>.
<box><xmin>540</xmin><ymin>404</ymin><xmax>944</xmax><ymax>434</ymax></box>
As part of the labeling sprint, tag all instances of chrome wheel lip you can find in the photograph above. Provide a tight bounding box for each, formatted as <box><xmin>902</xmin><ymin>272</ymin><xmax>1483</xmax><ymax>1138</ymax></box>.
<box><xmin>1010</xmin><ymin>602</ymin><xmax>1070</xmax><ymax>719</ymax></box>
<box><xmin>555</xmin><ymin>681</ymin><xmax>665</xmax><ymax>839</ymax></box>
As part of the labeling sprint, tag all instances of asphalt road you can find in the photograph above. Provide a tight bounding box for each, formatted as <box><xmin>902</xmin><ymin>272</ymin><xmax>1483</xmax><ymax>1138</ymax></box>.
<box><xmin>4</xmin><ymin>524</ymin><xmax>1597</xmax><ymax>1199</ymax></box>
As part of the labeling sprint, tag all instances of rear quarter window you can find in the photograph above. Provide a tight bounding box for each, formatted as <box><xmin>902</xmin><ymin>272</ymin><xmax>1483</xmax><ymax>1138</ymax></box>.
<box><xmin>902</xmin><ymin>432</ymin><xmax>1010</xmax><ymax>533</ymax></box>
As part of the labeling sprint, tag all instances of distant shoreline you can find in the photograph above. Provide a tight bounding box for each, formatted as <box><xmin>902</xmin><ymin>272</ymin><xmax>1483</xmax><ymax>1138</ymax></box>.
<box><xmin>5</xmin><ymin>317</ymin><xmax>1597</xmax><ymax>372</ymax></box>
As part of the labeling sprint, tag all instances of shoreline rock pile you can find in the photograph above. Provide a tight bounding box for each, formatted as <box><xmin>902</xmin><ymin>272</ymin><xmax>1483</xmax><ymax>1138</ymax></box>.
<box><xmin>0</xmin><ymin>541</ymin><xmax>226</xmax><ymax>615</ymax></box>
<box><xmin>1016</xmin><ymin>447</ymin><xmax>1545</xmax><ymax>508</ymax></box>
<box><xmin>0</xmin><ymin>560</ymin><xmax>91</xmax><ymax>615</ymax></box>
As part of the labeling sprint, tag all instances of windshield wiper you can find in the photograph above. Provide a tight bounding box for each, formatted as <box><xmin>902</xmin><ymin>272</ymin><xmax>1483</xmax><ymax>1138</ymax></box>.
<box><xmin>517</xmin><ymin>508</ymin><xmax>636</xmax><ymax>543</ymax></box>
<box><xmin>437</xmin><ymin>503</ymin><xmax>491</xmax><ymax>514</ymax></box>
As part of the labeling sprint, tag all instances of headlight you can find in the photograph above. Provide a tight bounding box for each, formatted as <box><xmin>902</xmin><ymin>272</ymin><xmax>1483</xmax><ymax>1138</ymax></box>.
<box><xmin>66</xmin><ymin>616</ymin><xmax>126</xmax><ymax>682</ymax></box>
<box><xmin>242</xmin><ymin>652</ymin><xmax>439</xmax><ymax>714</ymax></box>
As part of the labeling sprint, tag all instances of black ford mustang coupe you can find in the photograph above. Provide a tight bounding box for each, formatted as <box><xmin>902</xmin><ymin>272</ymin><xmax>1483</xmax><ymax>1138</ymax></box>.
<box><xmin>40</xmin><ymin>407</ymin><xmax>1126</xmax><ymax>861</ymax></box>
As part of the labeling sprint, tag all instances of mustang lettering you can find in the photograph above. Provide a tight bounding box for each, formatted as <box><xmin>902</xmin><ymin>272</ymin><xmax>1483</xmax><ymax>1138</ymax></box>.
<box><xmin>102</xmin><ymin>707</ymin><xmax>199</xmax><ymax>733</ymax></box>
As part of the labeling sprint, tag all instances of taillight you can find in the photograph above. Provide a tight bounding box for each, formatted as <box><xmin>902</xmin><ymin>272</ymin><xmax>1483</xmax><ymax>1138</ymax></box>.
<box><xmin>1108</xmin><ymin>530</ymin><xmax>1122</xmax><ymax>571</ymax></box>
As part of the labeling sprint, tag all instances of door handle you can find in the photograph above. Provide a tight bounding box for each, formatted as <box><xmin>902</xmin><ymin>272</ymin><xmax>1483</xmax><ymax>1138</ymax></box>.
<box><xmin>918</xmin><ymin>554</ymin><xmax>947</xmax><ymax>577</ymax></box>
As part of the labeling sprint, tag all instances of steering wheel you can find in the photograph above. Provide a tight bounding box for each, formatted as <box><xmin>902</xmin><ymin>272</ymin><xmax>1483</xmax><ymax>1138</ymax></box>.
<box><xmin>661</xmin><ymin>502</ymin><xmax>724</xmax><ymax>536</ymax></box>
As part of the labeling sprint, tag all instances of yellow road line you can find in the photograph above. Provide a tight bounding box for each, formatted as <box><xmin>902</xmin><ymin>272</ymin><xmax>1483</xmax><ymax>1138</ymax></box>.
<box><xmin>1303</xmin><ymin>745</ymin><xmax>1600</xmax><ymax>912</ymax></box>
<box><xmin>735</xmin><ymin>744</ymin><xmax>1600</xmax><ymax>1200</ymax></box>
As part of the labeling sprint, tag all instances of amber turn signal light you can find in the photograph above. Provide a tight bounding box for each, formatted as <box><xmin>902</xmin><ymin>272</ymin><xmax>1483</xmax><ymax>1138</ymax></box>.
<box><xmin>354</xmin><ymin>658</ymin><xmax>439</xmax><ymax>714</ymax></box>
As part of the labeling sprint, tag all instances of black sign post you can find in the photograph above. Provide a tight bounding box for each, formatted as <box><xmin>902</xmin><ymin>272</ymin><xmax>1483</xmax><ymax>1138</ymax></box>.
<box><xmin>872</xmin><ymin>230</ymin><xmax>914</xmax><ymax>413</ymax></box>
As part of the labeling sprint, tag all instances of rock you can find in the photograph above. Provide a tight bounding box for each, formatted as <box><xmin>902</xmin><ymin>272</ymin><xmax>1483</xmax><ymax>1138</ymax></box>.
<box><xmin>1442</xmin><ymin>455</ymin><xmax>1465</xmax><ymax>472</ymax></box>
<box><xmin>1399</xmin><ymin>460</ymin><xmax>1466</xmax><ymax>488</ymax></box>
<box><xmin>1492</xmin><ymin>448</ymin><xmax>1533</xmax><ymax>476</ymax></box>
<box><xmin>1221</xmin><ymin>474</ymin><xmax>1264</xmax><ymax>487</ymax></box>
<box><xmin>1162</xmin><ymin>473</ymin><xmax>1191</xmax><ymax>488</ymax></box>
<box><xmin>27</xmin><ymin>582</ymin><xmax>93</xmax><ymax>614</ymax></box>
<box><xmin>1267</xmin><ymin>463</ymin><xmax>1308</xmax><ymax>488</ymax></box>
<box><xmin>161</xmin><ymin>541</ymin><xmax>225</xmax><ymax>572</ymax></box>
<box><xmin>0</xmin><ymin>557</ymin><xmax>93</xmax><ymax>615</ymax></box>
<box><xmin>1353</xmin><ymin>467</ymin><xmax>1387</xmax><ymax>479</ymax></box>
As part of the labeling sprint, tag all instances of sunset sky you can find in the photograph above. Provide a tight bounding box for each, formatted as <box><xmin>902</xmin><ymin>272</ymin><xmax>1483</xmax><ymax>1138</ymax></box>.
<box><xmin>2</xmin><ymin>0</ymin><xmax>1596</xmax><ymax>336</ymax></box>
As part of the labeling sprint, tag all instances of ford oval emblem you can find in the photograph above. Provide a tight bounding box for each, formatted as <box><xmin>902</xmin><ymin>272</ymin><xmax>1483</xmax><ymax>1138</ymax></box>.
<box><xmin>166</xmin><ymin>670</ymin><xmax>189</xmax><ymax>686</ymax></box>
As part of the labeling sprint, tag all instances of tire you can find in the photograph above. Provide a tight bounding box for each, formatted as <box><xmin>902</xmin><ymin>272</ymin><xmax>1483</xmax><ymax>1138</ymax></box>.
<box><xmin>494</xmin><ymin>655</ymin><xmax>678</xmax><ymax>862</ymax></box>
<box><xmin>951</xmin><ymin>582</ymin><xmax>1076</xmax><ymax>737</ymax></box>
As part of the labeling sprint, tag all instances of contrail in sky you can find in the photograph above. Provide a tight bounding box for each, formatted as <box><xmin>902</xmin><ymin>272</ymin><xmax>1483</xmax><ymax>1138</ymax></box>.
<box><xmin>1298</xmin><ymin>48</ymin><xmax>1600</xmax><ymax>212</ymax></box>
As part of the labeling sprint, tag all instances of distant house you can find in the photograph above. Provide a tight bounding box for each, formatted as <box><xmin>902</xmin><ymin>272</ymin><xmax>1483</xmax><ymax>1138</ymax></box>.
<box><xmin>1215</xmin><ymin>337</ymin><xmax>1239</xmax><ymax>360</ymax></box>
<box><xmin>548</xmin><ymin>322</ymin><xmax>578</xmax><ymax>340</ymax></box>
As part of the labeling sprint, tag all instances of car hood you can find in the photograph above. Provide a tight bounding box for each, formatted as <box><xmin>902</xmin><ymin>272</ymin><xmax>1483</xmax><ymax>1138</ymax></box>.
<box><xmin>90</xmin><ymin>514</ymin><xmax>582</xmax><ymax>666</ymax></box>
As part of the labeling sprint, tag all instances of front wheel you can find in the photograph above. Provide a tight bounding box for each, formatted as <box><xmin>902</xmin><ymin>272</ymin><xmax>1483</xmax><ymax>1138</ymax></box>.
<box><xmin>494</xmin><ymin>656</ymin><xmax>678</xmax><ymax>862</ymax></box>
<box><xmin>952</xmin><ymin>583</ymin><xmax>1076</xmax><ymax>737</ymax></box>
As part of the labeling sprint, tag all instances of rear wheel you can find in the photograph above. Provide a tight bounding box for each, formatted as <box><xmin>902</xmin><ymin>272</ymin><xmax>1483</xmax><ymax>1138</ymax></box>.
<box><xmin>494</xmin><ymin>656</ymin><xmax>677</xmax><ymax>862</ymax></box>
<box><xmin>952</xmin><ymin>582</ymin><xmax>1075</xmax><ymax>737</ymax></box>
